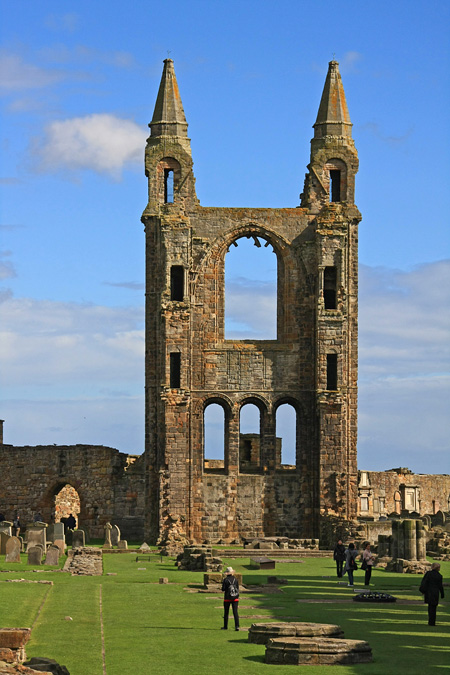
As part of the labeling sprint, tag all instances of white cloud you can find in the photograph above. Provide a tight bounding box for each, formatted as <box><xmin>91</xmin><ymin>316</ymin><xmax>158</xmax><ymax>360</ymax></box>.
<box><xmin>0</xmin><ymin>296</ymin><xmax>144</xmax><ymax>388</ymax></box>
<box><xmin>0</xmin><ymin>251</ymin><xmax>16</xmax><ymax>280</ymax></box>
<box><xmin>30</xmin><ymin>114</ymin><xmax>147</xmax><ymax>178</ymax></box>
<box><xmin>44</xmin><ymin>12</ymin><xmax>80</xmax><ymax>33</ymax></box>
<box><xmin>0</xmin><ymin>53</ymin><xmax>64</xmax><ymax>90</ymax></box>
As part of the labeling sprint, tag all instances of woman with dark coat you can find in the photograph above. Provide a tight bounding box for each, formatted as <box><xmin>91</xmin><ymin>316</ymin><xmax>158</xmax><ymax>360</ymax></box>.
<box><xmin>221</xmin><ymin>566</ymin><xmax>240</xmax><ymax>631</ymax></box>
<box><xmin>420</xmin><ymin>562</ymin><xmax>445</xmax><ymax>626</ymax></box>
<box><xmin>333</xmin><ymin>540</ymin><xmax>346</xmax><ymax>578</ymax></box>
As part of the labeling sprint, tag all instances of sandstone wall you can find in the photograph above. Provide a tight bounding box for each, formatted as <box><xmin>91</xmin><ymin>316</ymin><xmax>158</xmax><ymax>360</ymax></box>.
<box><xmin>0</xmin><ymin>444</ymin><xmax>145</xmax><ymax>540</ymax></box>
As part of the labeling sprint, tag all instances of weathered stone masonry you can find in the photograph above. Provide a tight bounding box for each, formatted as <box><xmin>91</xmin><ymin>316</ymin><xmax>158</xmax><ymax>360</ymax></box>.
<box><xmin>143</xmin><ymin>59</ymin><xmax>360</xmax><ymax>544</ymax></box>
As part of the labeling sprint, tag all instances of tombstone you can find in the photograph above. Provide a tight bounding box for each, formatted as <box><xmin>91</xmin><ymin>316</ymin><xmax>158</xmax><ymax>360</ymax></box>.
<box><xmin>0</xmin><ymin>531</ymin><xmax>11</xmax><ymax>555</ymax></box>
<box><xmin>26</xmin><ymin>523</ymin><xmax>47</xmax><ymax>550</ymax></box>
<box><xmin>422</xmin><ymin>515</ymin><xmax>432</xmax><ymax>529</ymax></box>
<box><xmin>44</xmin><ymin>545</ymin><xmax>60</xmax><ymax>566</ymax></box>
<box><xmin>72</xmin><ymin>529</ymin><xmax>85</xmax><ymax>548</ymax></box>
<box><xmin>54</xmin><ymin>539</ymin><xmax>66</xmax><ymax>556</ymax></box>
<box><xmin>65</xmin><ymin>528</ymin><xmax>73</xmax><ymax>546</ymax></box>
<box><xmin>48</xmin><ymin>522</ymin><xmax>65</xmax><ymax>544</ymax></box>
<box><xmin>0</xmin><ymin>521</ymin><xmax>13</xmax><ymax>536</ymax></box>
<box><xmin>78</xmin><ymin>525</ymin><xmax>90</xmax><ymax>544</ymax></box>
<box><xmin>103</xmin><ymin>522</ymin><xmax>112</xmax><ymax>550</ymax></box>
<box><xmin>117</xmin><ymin>540</ymin><xmax>128</xmax><ymax>550</ymax></box>
<box><xmin>432</xmin><ymin>510</ymin><xmax>445</xmax><ymax>527</ymax></box>
<box><xmin>27</xmin><ymin>545</ymin><xmax>42</xmax><ymax>566</ymax></box>
<box><xmin>5</xmin><ymin>536</ymin><xmax>21</xmax><ymax>563</ymax></box>
<box><xmin>111</xmin><ymin>525</ymin><xmax>120</xmax><ymax>547</ymax></box>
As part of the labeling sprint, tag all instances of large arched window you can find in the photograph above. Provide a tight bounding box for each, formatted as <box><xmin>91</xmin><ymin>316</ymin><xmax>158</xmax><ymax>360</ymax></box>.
<box><xmin>239</xmin><ymin>402</ymin><xmax>261</xmax><ymax>472</ymax></box>
<box><xmin>275</xmin><ymin>403</ymin><xmax>297</xmax><ymax>468</ymax></box>
<box><xmin>54</xmin><ymin>483</ymin><xmax>80</xmax><ymax>527</ymax></box>
<box><xmin>204</xmin><ymin>402</ymin><xmax>226</xmax><ymax>471</ymax></box>
<box><xmin>225</xmin><ymin>235</ymin><xmax>277</xmax><ymax>339</ymax></box>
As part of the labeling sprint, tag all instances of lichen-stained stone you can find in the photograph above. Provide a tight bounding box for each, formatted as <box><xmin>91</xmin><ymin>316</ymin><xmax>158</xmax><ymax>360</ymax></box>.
<box><xmin>264</xmin><ymin>637</ymin><xmax>373</xmax><ymax>665</ymax></box>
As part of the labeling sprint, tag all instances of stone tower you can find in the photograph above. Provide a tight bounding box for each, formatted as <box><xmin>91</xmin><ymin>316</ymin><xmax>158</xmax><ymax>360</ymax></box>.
<box><xmin>142</xmin><ymin>59</ymin><xmax>360</xmax><ymax>544</ymax></box>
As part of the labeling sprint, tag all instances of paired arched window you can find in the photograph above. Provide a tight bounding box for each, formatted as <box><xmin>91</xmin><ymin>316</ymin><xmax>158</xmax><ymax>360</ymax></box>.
<box><xmin>203</xmin><ymin>402</ymin><xmax>226</xmax><ymax>471</ymax></box>
<box><xmin>239</xmin><ymin>402</ymin><xmax>261</xmax><ymax>472</ymax></box>
<box><xmin>275</xmin><ymin>403</ymin><xmax>297</xmax><ymax>467</ymax></box>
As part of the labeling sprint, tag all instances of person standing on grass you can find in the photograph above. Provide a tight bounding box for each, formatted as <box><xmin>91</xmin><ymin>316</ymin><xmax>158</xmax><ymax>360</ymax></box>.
<box><xmin>420</xmin><ymin>562</ymin><xmax>444</xmax><ymax>626</ymax></box>
<box><xmin>333</xmin><ymin>539</ymin><xmax>346</xmax><ymax>578</ymax></box>
<box><xmin>362</xmin><ymin>542</ymin><xmax>375</xmax><ymax>586</ymax></box>
<box><xmin>344</xmin><ymin>542</ymin><xmax>358</xmax><ymax>586</ymax></box>
<box><xmin>221</xmin><ymin>566</ymin><xmax>240</xmax><ymax>631</ymax></box>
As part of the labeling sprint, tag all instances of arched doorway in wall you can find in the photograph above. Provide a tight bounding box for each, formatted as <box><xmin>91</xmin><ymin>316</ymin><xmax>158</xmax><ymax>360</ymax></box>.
<box><xmin>225</xmin><ymin>235</ymin><xmax>277</xmax><ymax>339</ymax></box>
<box><xmin>53</xmin><ymin>483</ymin><xmax>80</xmax><ymax>528</ymax></box>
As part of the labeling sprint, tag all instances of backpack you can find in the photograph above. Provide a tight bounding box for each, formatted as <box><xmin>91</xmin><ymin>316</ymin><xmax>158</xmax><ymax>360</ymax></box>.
<box><xmin>228</xmin><ymin>579</ymin><xmax>238</xmax><ymax>598</ymax></box>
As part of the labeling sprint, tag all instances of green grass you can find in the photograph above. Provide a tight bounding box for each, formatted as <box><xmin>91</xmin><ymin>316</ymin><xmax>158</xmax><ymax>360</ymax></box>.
<box><xmin>0</xmin><ymin>553</ymin><xmax>448</xmax><ymax>674</ymax></box>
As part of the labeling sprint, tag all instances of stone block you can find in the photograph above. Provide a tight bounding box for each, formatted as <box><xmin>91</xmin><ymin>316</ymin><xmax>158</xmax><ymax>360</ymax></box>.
<box><xmin>248</xmin><ymin>622</ymin><xmax>344</xmax><ymax>646</ymax></box>
<box><xmin>264</xmin><ymin>637</ymin><xmax>372</xmax><ymax>665</ymax></box>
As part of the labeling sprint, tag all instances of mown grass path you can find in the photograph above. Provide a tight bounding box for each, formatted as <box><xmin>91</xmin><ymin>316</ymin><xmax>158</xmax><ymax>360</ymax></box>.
<box><xmin>0</xmin><ymin>552</ymin><xmax>448</xmax><ymax>674</ymax></box>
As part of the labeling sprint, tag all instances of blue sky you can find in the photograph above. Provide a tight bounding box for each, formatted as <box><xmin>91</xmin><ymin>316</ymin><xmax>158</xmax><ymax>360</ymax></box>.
<box><xmin>1</xmin><ymin>0</ymin><xmax>449</xmax><ymax>473</ymax></box>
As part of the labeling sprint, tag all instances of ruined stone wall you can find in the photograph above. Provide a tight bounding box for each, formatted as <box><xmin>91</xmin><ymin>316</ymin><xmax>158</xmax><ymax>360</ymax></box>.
<box><xmin>358</xmin><ymin>469</ymin><xmax>450</xmax><ymax>518</ymax></box>
<box><xmin>0</xmin><ymin>444</ymin><xmax>145</xmax><ymax>540</ymax></box>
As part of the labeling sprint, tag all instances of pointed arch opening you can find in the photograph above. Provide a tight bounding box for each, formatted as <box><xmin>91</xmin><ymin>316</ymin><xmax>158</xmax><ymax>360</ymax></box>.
<box><xmin>239</xmin><ymin>402</ymin><xmax>261</xmax><ymax>473</ymax></box>
<box><xmin>225</xmin><ymin>235</ymin><xmax>277</xmax><ymax>339</ymax></box>
<box><xmin>275</xmin><ymin>403</ymin><xmax>297</xmax><ymax>468</ymax></box>
<box><xmin>54</xmin><ymin>483</ymin><xmax>80</xmax><ymax>529</ymax></box>
<box><xmin>204</xmin><ymin>402</ymin><xmax>226</xmax><ymax>472</ymax></box>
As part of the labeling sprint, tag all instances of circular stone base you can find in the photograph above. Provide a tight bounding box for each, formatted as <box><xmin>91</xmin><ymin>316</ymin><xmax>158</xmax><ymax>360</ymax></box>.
<box><xmin>248</xmin><ymin>622</ymin><xmax>344</xmax><ymax>645</ymax></box>
<box><xmin>265</xmin><ymin>637</ymin><xmax>373</xmax><ymax>665</ymax></box>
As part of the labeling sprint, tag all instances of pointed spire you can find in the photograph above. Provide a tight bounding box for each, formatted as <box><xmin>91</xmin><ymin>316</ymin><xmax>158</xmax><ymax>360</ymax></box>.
<box><xmin>313</xmin><ymin>61</ymin><xmax>352</xmax><ymax>139</ymax></box>
<box><xmin>150</xmin><ymin>59</ymin><xmax>188</xmax><ymax>138</ymax></box>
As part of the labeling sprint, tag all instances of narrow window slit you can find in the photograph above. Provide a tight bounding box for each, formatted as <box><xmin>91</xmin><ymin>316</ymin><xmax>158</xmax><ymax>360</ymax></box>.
<box><xmin>324</xmin><ymin>266</ymin><xmax>337</xmax><ymax>309</ymax></box>
<box><xmin>170</xmin><ymin>265</ymin><xmax>184</xmax><ymax>301</ymax></box>
<box><xmin>326</xmin><ymin>353</ymin><xmax>338</xmax><ymax>390</ymax></box>
<box><xmin>170</xmin><ymin>352</ymin><xmax>181</xmax><ymax>388</ymax></box>
<box><xmin>330</xmin><ymin>170</ymin><xmax>341</xmax><ymax>202</ymax></box>
<box><xmin>164</xmin><ymin>169</ymin><xmax>174</xmax><ymax>203</ymax></box>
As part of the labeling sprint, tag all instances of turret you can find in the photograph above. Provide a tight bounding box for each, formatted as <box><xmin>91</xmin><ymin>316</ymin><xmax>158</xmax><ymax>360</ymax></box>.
<box><xmin>143</xmin><ymin>59</ymin><xmax>198</xmax><ymax>216</ymax></box>
<box><xmin>301</xmin><ymin>60</ymin><xmax>358</xmax><ymax>211</ymax></box>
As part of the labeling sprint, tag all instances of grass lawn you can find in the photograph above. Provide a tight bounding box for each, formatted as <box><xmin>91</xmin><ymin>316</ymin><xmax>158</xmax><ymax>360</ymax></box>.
<box><xmin>0</xmin><ymin>551</ymin><xmax>448</xmax><ymax>674</ymax></box>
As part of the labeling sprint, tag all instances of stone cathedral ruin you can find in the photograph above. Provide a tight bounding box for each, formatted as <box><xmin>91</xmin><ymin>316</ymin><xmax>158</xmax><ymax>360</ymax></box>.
<box><xmin>0</xmin><ymin>60</ymin><xmax>448</xmax><ymax>548</ymax></box>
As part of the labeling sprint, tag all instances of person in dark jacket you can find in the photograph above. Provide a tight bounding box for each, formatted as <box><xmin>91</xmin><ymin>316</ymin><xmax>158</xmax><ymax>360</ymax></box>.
<box><xmin>221</xmin><ymin>566</ymin><xmax>240</xmax><ymax>631</ymax></box>
<box><xmin>343</xmin><ymin>542</ymin><xmax>358</xmax><ymax>586</ymax></box>
<box><xmin>420</xmin><ymin>562</ymin><xmax>445</xmax><ymax>626</ymax></box>
<box><xmin>333</xmin><ymin>540</ymin><xmax>346</xmax><ymax>578</ymax></box>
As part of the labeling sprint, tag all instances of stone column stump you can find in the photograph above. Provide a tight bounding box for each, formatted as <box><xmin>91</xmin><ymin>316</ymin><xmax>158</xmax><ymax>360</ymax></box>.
<box><xmin>248</xmin><ymin>622</ymin><xmax>344</xmax><ymax>645</ymax></box>
<box><xmin>265</xmin><ymin>637</ymin><xmax>373</xmax><ymax>665</ymax></box>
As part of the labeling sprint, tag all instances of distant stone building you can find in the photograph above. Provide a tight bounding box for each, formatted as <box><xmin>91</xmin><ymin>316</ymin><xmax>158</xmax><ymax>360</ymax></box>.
<box><xmin>142</xmin><ymin>59</ymin><xmax>360</xmax><ymax>544</ymax></box>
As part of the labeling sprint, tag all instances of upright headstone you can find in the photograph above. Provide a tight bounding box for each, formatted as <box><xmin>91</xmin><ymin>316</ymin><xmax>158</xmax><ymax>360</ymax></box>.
<box><xmin>48</xmin><ymin>522</ymin><xmax>65</xmax><ymax>544</ymax></box>
<box><xmin>111</xmin><ymin>525</ymin><xmax>120</xmax><ymax>548</ymax></box>
<box><xmin>26</xmin><ymin>523</ymin><xmax>47</xmax><ymax>551</ymax></box>
<box><xmin>54</xmin><ymin>539</ymin><xmax>66</xmax><ymax>556</ymax></box>
<box><xmin>27</xmin><ymin>545</ymin><xmax>42</xmax><ymax>566</ymax></box>
<box><xmin>0</xmin><ymin>531</ymin><xmax>11</xmax><ymax>555</ymax></box>
<box><xmin>103</xmin><ymin>522</ymin><xmax>112</xmax><ymax>550</ymax></box>
<box><xmin>79</xmin><ymin>526</ymin><xmax>90</xmax><ymax>544</ymax></box>
<box><xmin>72</xmin><ymin>529</ymin><xmax>85</xmax><ymax>548</ymax></box>
<box><xmin>118</xmin><ymin>540</ymin><xmax>128</xmax><ymax>550</ymax></box>
<box><xmin>0</xmin><ymin>521</ymin><xmax>13</xmax><ymax>536</ymax></box>
<box><xmin>5</xmin><ymin>536</ymin><xmax>21</xmax><ymax>563</ymax></box>
<box><xmin>44</xmin><ymin>545</ymin><xmax>60</xmax><ymax>566</ymax></box>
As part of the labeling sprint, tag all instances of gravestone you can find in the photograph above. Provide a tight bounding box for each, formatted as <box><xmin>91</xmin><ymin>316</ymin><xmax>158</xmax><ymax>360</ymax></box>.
<box><xmin>118</xmin><ymin>540</ymin><xmax>128</xmax><ymax>550</ymax></box>
<box><xmin>27</xmin><ymin>545</ymin><xmax>42</xmax><ymax>566</ymax></box>
<box><xmin>111</xmin><ymin>525</ymin><xmax>120</xmax><ymax>547</ymax></box>
<box><xmin>103</xmin><ymin>523</ymin><xmax>112</xmax><ymax>549</ymax></box>
<box><xmin>54</xmin><ymin>539</ymin><xmax>66</xmax><ymax>556</ymax></box>
<box><xmin>78</xmin><ymin>526</ymin><xmax>90</xmax><ymax>544</ymax></box>
<box><xmin>48</xmin><ymin>522</ymin><xmax>65</xmax><ymax>543</ymax></box>
<box><xmin>5</xmin><ymin>536</ymin><xmax>21</xmax><ymax>563</ymax></box>
<box><xmin>72</xmin><ymin>529</ymin><xmax>85</xmax><ymax>548</ymax></box>
<box><xmin>26</xmin><ymin>523</ymin><xmax>47</xmax><ymax>551</ymax></box>
<box><xmin>44</xmin><ymin>545</ymin><xmax>60</xmax><ymax>566</ymax></box>
<box><xmin>0</xmin><ymin>531</ymin><xmax>11</xmax><ymax>555</ymax></box>
<box><xmin>0</xmin><ymin>520</ymin><xmax>13</xmax><ymax>536</ymax></box>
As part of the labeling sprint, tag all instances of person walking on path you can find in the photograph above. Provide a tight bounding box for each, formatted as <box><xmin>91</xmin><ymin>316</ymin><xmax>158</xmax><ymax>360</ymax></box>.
<box><xmin>420</xmin><ymin>562</ymin><xmax>445</xmax><ymax>626</ymax></box>
<box><xmin>362</xmin><ymin>542</ymin><xmax>375</xmax><ymax>586</ymax></box>
<box><xmin>333</xmin><ymin>539</ymin><xmax>346</xmax><ymax>578</ymax></box>
<box><xmin>221</xmin><ymin>566</ymin><xmax>240</xmax><ymax>631</ymax></box>
<box><xmin>344</xmin><ymin>542</ymin><xmax>358</xmax><ymax>586</ymax></box>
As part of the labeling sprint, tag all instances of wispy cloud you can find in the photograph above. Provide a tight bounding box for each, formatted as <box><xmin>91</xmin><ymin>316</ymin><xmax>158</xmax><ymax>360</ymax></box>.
<box><xmin>103</xmin><ymin>281</ymin><xmax>145</xmax><ymax>291</ymax></box>
<box><xmin>44</xmin><ymin>12</ymin><xmax>80</xmax><ymax>33</ymax></box>
<box><xmin>29</xmin><ymin>113</ymin><xmax>147</xmax><ymax>179</ymax></box>
<box><xmin>0</xmin><ymin>52</ymin><xmax>65</xmax><ymax>91</ymax></box>
<box><xmin>359</xmin><ymin>121</ymin><xmax>414</xmax><ymax>145</ymax></box>
<box><xmin>0</xmin><ymin>251</ymin><xmax>17</xmax><ymax>280</ymax></box>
